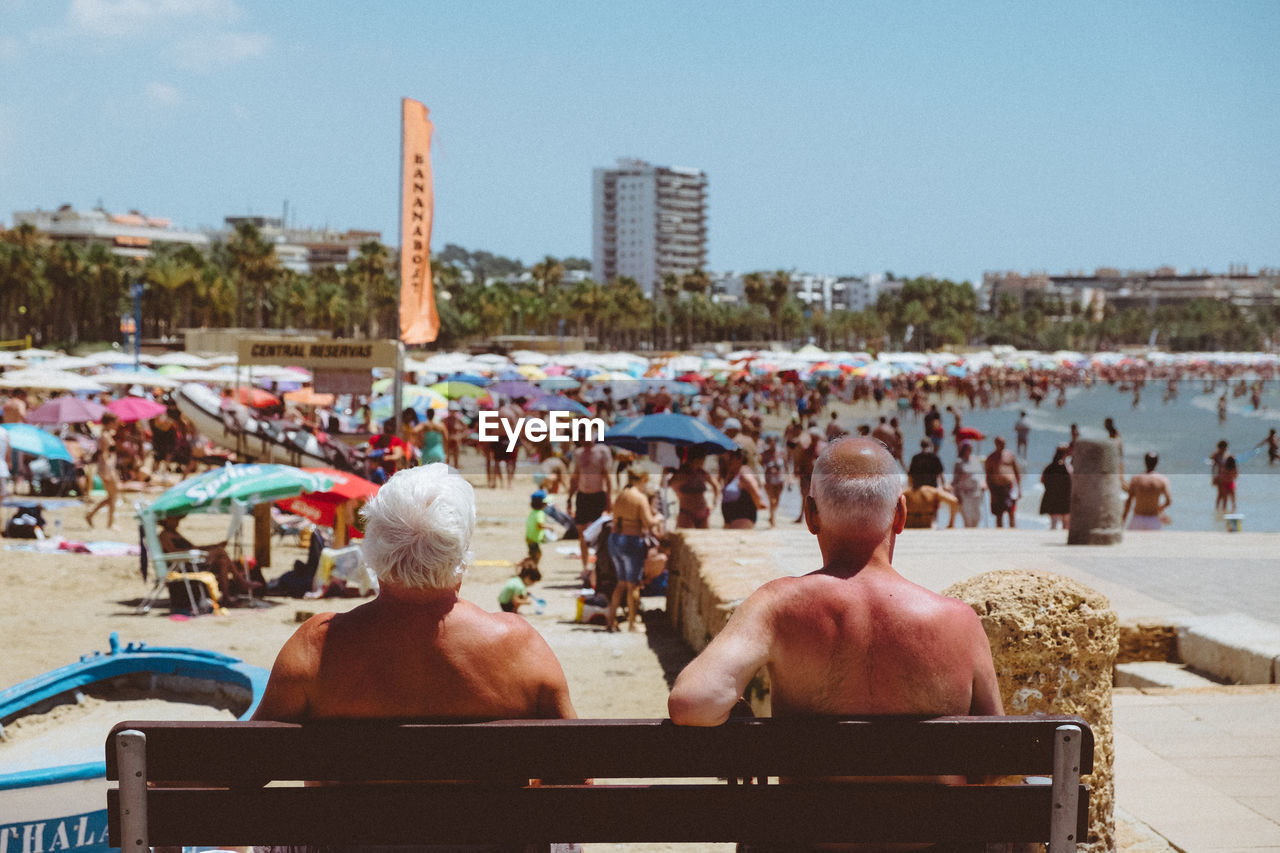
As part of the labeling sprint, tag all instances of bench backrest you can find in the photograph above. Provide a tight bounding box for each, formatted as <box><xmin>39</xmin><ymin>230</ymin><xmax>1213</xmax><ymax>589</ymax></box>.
<box><xmin>107</xmin><ymin>715</ymin><xmax>1092</xmax><ymax>851</ymax></box>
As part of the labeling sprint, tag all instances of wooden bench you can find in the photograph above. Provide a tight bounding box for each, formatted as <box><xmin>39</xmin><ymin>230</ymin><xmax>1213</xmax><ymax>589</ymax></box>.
<box><xmin>107</xmin><ymin>715</ymin><xmax>1092</xmax><ymax>851</ymax></box>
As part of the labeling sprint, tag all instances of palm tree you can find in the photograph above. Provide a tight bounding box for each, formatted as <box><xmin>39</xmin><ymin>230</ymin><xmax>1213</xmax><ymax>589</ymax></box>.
<box><xmin>346</xmin><ymin>240</ymin><xmax>393</xmax><ymax>338</ymax></box>
<box><xmin>0</xmin><ymin>224</ymin><xmax>49</xmax><ymax>340</ymax></box>
<box><xmin>681</xmin><ymin>268</ymin><xmax>711</xmax><ymax>346</ymax></box>
<box><xmin>660</xmin><ymin>273</ymin><xmax>681</xmax><ymax>348</ymax></box>
<box><xmin>767</xmin><ymin>271</ymin><xmax>792</xmax><ymax>342</ymax></box>
<box><xmin>142</xmin><ymin>248</ymin><xmax>201</xmax><ymax>336</ymax></box>
<box><xmin>569</xmin><ymin>278</ymin><xmax>603</xmax><ymax>345</ymax></box>
<box><xmin>226</xmin><ymin>222</ymin><xmax>279</xmax><ymax>329</ymax></box>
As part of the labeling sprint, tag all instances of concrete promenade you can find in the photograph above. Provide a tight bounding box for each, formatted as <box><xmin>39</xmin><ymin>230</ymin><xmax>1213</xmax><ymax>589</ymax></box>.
<box><xmin>679</xmin><ymin>527</ymin><xmax>1280</xmax><ymax>851</ymax></box>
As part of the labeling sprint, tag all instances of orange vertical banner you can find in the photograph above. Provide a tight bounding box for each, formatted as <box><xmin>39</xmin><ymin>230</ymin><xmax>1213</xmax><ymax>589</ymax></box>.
<box><xmin>400</xmin><ymin>97</ymin><xmax>438</xmax><ymax>344</ymax></box>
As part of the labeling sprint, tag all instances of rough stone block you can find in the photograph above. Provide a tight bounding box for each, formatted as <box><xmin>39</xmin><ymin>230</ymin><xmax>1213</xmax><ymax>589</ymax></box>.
<box><xmin>946</xmin><ymin>570</ymin><xmax>1118</xmax><ymax>853</ymax></box>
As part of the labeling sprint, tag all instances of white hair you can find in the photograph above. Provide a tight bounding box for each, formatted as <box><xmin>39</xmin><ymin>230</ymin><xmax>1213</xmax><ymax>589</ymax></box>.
<box><xmin>810</xmin><ymin>437</ymin><xmax>904</xmax><ymax>534</ymax></box>
<box><xmin>359</xmin><ymin>464</ymin><xmax>476</xmax><ymax>590</ymax></box>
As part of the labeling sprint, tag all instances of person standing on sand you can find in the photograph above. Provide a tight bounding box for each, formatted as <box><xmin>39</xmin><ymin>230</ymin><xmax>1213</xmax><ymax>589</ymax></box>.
<box><xmin>1123</xmin><ymin>453</ymin><xmax>1172</xmax><ymax>530</ymax></box>
<box><xmin>85</xmin><ymin>412</ymin><xmax>121</xmax><ymax>530</ymax></box>
<box><xmin>569</xmin><ymin>435</ymin><xmax>613</xmax><ymax>574</ymax></box>
<box><xmin>253</xmin><ymin>464</ymin><xmax>576</xmax><ymax>724</ymax></box>
<box><xmin>668</xmin><ymin>436</ymin><xmax>1002</xmax><ymax>732</ymax></box>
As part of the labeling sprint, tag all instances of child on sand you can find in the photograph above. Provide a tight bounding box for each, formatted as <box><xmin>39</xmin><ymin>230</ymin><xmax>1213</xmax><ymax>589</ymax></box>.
<box><xmin>525</xmin><ymin>489</ymin><xmax>555</xmax><ymax>565</ymax></box>
<box><xmin>499</xmin><ymin>559</ymin><xmax>542</xmax><ymax>614</ymax></box>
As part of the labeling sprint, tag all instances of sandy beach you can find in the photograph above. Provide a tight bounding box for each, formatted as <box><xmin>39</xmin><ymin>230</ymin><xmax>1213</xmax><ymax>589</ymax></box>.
<box><xmin>1</xmin><ymin>449</ymin><xmax>689</xmax><ymax>719</ymax></box>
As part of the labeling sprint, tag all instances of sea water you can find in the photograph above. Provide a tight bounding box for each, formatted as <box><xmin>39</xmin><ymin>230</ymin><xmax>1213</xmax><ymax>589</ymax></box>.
<box><xmin>894</xmin><ymin>380</ymin><xmax>1280</xmax><ymax>533</ymax></box>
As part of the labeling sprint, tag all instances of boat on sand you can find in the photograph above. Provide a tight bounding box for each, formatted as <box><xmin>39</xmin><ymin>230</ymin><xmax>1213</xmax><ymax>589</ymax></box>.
<box><xmin>0</xmin><ymin>633</ymin><xmax>268</xmax><ymax>853</ymax></box>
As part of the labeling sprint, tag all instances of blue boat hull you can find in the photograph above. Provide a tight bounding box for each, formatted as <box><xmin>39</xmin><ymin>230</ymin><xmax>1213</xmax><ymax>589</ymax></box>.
<box><xmin>0</xmin><ymin>634</ymin><xmax>268</xmax><ymax>853</ymax></box>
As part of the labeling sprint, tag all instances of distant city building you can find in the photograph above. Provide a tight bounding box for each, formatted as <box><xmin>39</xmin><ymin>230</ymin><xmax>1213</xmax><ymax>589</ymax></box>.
<box><xmin>220</xmin><ymin>216</ymin><xmax>380</xmax><ymax>275</ymax></box>
<box><xmin>592</xmin><ymin>158</ymin><xmax>708</xmax><ymax>298</ymax></box>
<box><xmin>984</xmin><ymin>266</ymin><xmax>1280</xmax><ymax>312</ymax></box>
<box><xmin>711</xmin><ymin>271</ymin><xmax>875</xmax><ymax>312</ymax></box>
<box><xmin>12</xmin><ymin>205</ymin><xmax>209</xmax><ymax>259</ymax></box>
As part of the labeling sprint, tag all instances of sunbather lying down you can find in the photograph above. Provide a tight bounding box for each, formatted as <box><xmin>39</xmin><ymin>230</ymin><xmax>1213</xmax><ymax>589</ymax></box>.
<box><xmin>158</xmin><ymin>516</ymin><xmax>263</xmax><ymax>602</ymax></box>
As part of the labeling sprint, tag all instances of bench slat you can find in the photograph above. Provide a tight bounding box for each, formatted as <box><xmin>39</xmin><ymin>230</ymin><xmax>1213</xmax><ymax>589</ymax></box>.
<box><xmin>105</xmin><ymin>716</ymin><xmax>1094</xmax><ymax>783</ymax></box>
<box><xmin>109</xmin><ymin>782</ymin><xmax>1090</xmax><ymax>846</ymax></box>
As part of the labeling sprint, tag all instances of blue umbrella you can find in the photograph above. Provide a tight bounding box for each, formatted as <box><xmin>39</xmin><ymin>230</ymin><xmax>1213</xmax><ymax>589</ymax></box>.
<box><xmin>446</xmin><ymin>372</ymin><xmax>490</xmax><ymax>387</ymax></box>
<box><xmin>604</xmin><ymin>413</ymin><xmax>736</xmax><ymax>455</ymax></box>
<box><xmin>1</xmin><ymin>424</ymin><xmax>73</xmax><ymax>462</ymax></box>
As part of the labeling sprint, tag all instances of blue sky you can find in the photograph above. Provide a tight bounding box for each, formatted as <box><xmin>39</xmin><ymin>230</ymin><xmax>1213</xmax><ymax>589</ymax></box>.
<box><xmin>2</xmin><ymin>0</ymin><xmax>1277</xmax><ymax>286</ymax></box>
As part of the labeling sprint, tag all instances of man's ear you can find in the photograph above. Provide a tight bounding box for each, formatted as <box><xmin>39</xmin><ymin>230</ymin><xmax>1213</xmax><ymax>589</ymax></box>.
<box><xmin>892</xmin><ymin>494</ymin><xmax>907</xmax><ymax>534</ymax></box>
<box><xmin>805</xmin><ymin>495</ymin><xmax>820</xmax><ymax>535</ymax></box>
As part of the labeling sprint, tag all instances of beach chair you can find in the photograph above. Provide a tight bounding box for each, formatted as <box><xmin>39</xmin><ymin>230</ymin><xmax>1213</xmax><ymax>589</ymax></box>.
<box><xmin>135</xmin><ymin>503</ymin><xmax>210</xmax><ymax>615</ymax></box>
<box><xmin>271</xmin><ymin>506</ymin><xmax>309</xmax><ymax>545</ymax></box>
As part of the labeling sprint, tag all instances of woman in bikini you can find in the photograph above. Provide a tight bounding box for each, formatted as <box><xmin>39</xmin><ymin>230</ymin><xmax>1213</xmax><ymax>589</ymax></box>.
<box><xmin>667</xmin><ymin>450</ymin><xmax>719</xmax><ymax>529</ymax></box>
<box><xmin>606</xmin><ymin>467</ymin><xmax>662</xmax><ymax>632</ymax></box>
<box><xmin>85</xmin><ymin>413</ymin><xmax>121</xmax><ymax>529</ymax></box>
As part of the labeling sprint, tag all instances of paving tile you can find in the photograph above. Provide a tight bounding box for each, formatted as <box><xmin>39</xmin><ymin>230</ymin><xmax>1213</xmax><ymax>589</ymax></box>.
<box><xmin>1243</xmin><ymin>798</ymin><xmax>1280</xmax><ymax>825</ymax></box>
<box><xmin>1199</xmin><ymin>775</ymin><xmax>1280</xmax><ymax>800</ymax></box>
<box><xmin>1154</xmin><ymin>813</ymin><xmax>1280</xmax><ymax>850</ymax></box>
<box><xmin>1146</xmin><ymin>732</ymin><xmax>1280</xmax><ymax>759</ymax></box>
<box><xmin>1179</xmin><ymin>756</ymin><xmax>1280</xmax><ymax>778</ymax></box>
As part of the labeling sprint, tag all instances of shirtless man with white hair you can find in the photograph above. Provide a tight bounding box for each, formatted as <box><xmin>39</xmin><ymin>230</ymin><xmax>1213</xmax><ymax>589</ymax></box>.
<box><xmin>669</xmin><ymin>436</ymin><xmax>1002</xmax><ymax>727</ymax></box>
<box><xmin>253</xmin><ymin>463</ymin><xmax>575</xmax><ymax>723</ymax></box>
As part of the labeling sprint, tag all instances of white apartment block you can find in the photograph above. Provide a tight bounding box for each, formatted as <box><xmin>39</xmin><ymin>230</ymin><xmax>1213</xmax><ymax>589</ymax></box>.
<box><xmin>592</xmin><ymin>159</ymin><xmax>708</xmax><ymax>298</ymax></box>
<box><xmin>14</xmin><ymin>205</ymin><xmax>210</xmax><ymax>260</ymax></box>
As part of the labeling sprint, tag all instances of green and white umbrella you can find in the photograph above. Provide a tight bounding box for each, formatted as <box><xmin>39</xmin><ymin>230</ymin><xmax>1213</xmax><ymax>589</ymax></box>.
<box><xmin>146</xmin><ymin>463</ymin><xmax>337</xmax><ymax>519</ymax></box>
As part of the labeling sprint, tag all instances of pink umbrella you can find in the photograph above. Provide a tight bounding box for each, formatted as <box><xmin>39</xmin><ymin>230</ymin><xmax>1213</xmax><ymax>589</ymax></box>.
<box><xmin>106</xmin><ymin>396</ymin><xmax>167</xmax><ymax>423</ymax></box>
<box><xmin>26</xmin><ymin>396</ymin><xmax>106</xmax><ymax>425</ymax></box>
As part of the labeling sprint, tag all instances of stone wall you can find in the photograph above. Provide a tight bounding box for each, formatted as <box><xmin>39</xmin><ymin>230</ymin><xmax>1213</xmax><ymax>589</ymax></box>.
<box><xmin>945</xmin><ymin>570</ymin><xmax>1119</xmax><ymax>853</ymax></box>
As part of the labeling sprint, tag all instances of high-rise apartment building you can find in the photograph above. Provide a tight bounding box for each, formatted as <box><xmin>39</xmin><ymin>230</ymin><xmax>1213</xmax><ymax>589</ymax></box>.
<box><xmin>592</xmin><ymin>158</ymin><xmax>708</xmax><ymax>298</ymax></box>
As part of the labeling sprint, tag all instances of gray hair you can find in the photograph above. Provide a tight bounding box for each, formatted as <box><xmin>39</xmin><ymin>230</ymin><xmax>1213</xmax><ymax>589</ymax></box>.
<box><xmin>359</xmin><ymin>464</ymin><xmax>476</xmax><ymax>590</ymax></box>
<box><xmin>810</xmin><ymin>436</ymin><xmax>904</xmax><ymax>534</ymax></box>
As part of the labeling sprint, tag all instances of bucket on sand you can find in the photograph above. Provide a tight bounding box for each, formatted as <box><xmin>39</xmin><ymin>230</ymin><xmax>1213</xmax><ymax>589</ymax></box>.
<box><xmin>1224</xmin><ymin>514</ymin><xmax>1244</xmax><ymax>532</ymax></box>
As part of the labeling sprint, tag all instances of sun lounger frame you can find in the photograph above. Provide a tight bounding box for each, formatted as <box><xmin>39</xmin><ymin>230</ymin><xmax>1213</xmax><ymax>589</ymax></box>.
<box><xmin>108</xmin><ymin>715</ymin><xmax>1091</xmax><ymax>851</ymax></box>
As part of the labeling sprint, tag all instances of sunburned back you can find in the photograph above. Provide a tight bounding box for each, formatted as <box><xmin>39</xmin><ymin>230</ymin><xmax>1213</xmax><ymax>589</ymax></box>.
<box><xmin>301</xmin><ymin>599</ymin><xmax>552</xmax><ymax>720</ymax></box>
<box><xmin>766</xmin><ymin>573</ymin><xmax>980</xmax><ymax>717</ymax></box>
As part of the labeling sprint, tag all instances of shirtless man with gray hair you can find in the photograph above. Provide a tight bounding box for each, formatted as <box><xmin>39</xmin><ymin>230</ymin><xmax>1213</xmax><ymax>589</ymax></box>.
<box><xmin>253</xmin><ymin>463</ymin><xmax>575</xmax><ymax>723</ymax></box>
<box><xmin>669</xmin><ymin>436</ymin><xmax>1002</xmax><ymax>729</ymax></box>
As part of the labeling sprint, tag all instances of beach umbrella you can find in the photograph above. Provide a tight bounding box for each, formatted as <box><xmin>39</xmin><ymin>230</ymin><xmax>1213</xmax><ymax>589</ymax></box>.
<box><xmin>275</xmin><ymin>467</ymin><xmax>381</xmax><ymax>528</ymax></box>
<box><xmin>536</xmin><ymin>376</ymin><xmax>579</xmax><ymax>391</ymax></box>
<box><xmin>107</xmin><ymin>396</ymin><xmax>168</xmax><ymax>423</ymax></box>
<box><xmin>148</xmin><ymin>352</ymin><xmax>213</xmax><ymax>368</ymax></box>
<box><xmin>91</xmin><ymin>368</ymin><xmax>181</xmax><ymax>389</ymax></box>
<box><xmin>283</xmin><ymin>387</ymin><xmax>336</xmax><ymax>408</ymax></box>
<box><xmin>516</xmin><ymin>364</ymin><xmax>547</xmax><ymax>380</ymax></box>
<box><xmin>445</xmin><ymin>372</ymin><xmax>490</xmax><ymax>386</ymax></box>
<box><xmin>430</xmin><ymin>381</ymin><xmax>488</xmax><ymax>400</ymax></box>
<box><xmin>38</xmin><ymin>355</ymin><xmax>98</xmax><ymax>371</ymax></box>
<box><xmin>489</xmin><ymin>380</ymin><xmax>540</xmax><ymax>399</ymax></box>
<box><xmin>26</xmin><ymin>396</ymin><xmax>106</xmax><ymax>425</ymax></box>
<box><xmin>0</xmin><ymin>423</ymin><xmax>73</xmax><ymax>462</ymax></box>
<box><xmin>525</xmin><ymin>394</ymin><xmax>591</xmax><ymax>416</ymax></box>
<box><xmin>510</xmin><ymin>350</ymin><xmax>550</xmax><ymax>366</ymax></box>
<box><xmin>147</xmin><ymin>463</ymin><xmax>336</xmax><ymax>519</ymax></box>
<box><xmin>0</xmin><ymin>369</ymin><xmax>107</xmax><ymax>393</ymax></box>
<box><xmin>236</xmin><ymin>386</ymin><xmax>281</xmax><ymax>408</ymax></box>
<box><xmin>368</xmin><ymin>386</ymin><xmax>448</xmax><ymax>422</ymax></box>
<box><xmin>604</xmin><ymin>413</ymin><xmax>737</xmax><ymax>455</ymax></box>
